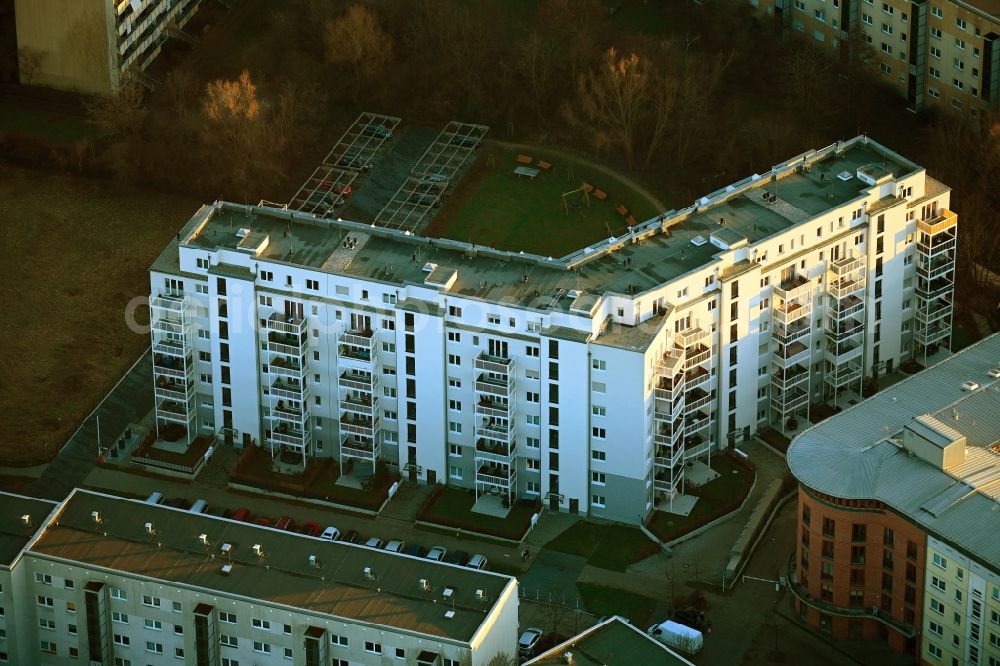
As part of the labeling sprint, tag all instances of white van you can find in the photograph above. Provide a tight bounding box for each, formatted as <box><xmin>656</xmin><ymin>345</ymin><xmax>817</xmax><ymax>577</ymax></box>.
<box><xmin>189</xmin><ymin>499</ymin><xmax>208</xmax><ymax>514</ymax></box>
<box><xmin>145</xmin><ymin>492</ymin><xmax>164</xmax><ymax>505</ymax></box>
<box><xmin>647</xmin><ymin>620</ymin><xmax>703</xmax><ymax>654</ymax></box>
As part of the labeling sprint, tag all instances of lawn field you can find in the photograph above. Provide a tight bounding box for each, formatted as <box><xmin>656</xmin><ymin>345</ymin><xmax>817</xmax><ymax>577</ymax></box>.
<box><xmin>0</xmin><ymin>165</ymin><xmax>201</xmax><ymax>466</ymax></box>
<box><xmin>545</xmin><ymin>520</ymin><xmax>661</xmax><ymax>572</ymax></box>
<box><xmin>425</xmin><ymin>142</ymin><xmax>663</xmax><ymax>257</ymax></box>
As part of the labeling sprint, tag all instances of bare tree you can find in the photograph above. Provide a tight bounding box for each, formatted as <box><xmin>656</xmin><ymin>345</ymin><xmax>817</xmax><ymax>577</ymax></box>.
<box><xmin>323</xmin><ymin>5</ymin><xmax>393</xmax><ymax>97</ymax></box>
<box><xmin>202</xmin><ymin>69</ymin><xmax>262</xmax><ymax>155</ymax></box>
<box><xmin>516</xmin><ymin>32</ymin><xmax>556</xmax><ymax>122</ymax></box>
<box><xmin>642</xmin><ymin>66</ymin><xmax>678</xmax><ymax>170</ymax></box>
<box><xmin>575</xmin><ymin>48</ymin><xmax>656</xmax><ymax>170</ymax></box>
<box><xmin>486</xmin><ymin>653</ymin><xmax>517</xmax><ymax>666</ymax></box>
<box><xmin>84</xmin><ymin>83</ymin><xmax>147</xmax><ymax>140</ymax></box>
<box><xmin>17</xmin><ymin>47</ymin><xmax>46</xmax><ymax>85</ymax></box>
<box><xmin>782</xmin><ymin>43</ymin><xmax>836</xmax><ymax>117</ymax></box>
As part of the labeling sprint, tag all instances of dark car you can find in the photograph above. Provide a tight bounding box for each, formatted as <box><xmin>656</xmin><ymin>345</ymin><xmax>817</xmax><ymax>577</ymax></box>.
<box><xmin>162</xmin><ymin>498</ymin><xmax>191</xmax><ymax>510</ymax></box>
<box><xmin>673</xmin><ymin>608</ymin><xmax>705</xmax><ymax>629</ymax></box>
<box><xmin>361</xmin><ymin>123</ymin><xmax>392</xmax><ymax>140</ymax></box>
<box><xmin>299</xmin><ymin>521</ymin><xmax>322</xmax><ymax>537</ymax></box>
<box><xmin>447</xmin><ymin>550</ymin><xmax>470</xmax><ymax>566</ymax></box>
<box><xmin>341</xmin><ymin>529</ymin><xmax>361</xmax><ymax>544</ymax></box>
<box><xmin>403</xmin><ymin>543</ymin><xmax>427</xmax><ymax>558</ymax></box>
<box><xmin>254</xmin><ymin>516</ymin><xmax>272</xmax><ymax>527</ymax></box>
<box><xmin>231</xmin><ymin>507</ymin><xmax>251</xmax><ymax>522</ymax></box>
<box><xmin>275</xmin><ymin>516</ymin><xmax>296</xmax><ymax>532</ymax></box>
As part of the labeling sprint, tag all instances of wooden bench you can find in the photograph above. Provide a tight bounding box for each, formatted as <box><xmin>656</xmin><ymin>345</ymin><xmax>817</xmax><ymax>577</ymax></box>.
<box><xmin>537</xmin><ymin>160</ymin><xmax>552</xmax><ymax>170</ymax></box>
<box><xmin>616</xmin><ymin>204</ymin><xmax>628</xmax><ymax>216</ymax></box>
<box><xmin>516</xmin><ymin>154</ymin><xmax>533</xmax><ymax>165</ymax></box>
<box><xmin>593</xmin><ymin>189</ymin><xmax>607</xmax><ymax>201</ymax></box>
<box><xmin>581</xmin><ymin>182</ymin><xmax>595</xmax><ymax>193</ymax></box>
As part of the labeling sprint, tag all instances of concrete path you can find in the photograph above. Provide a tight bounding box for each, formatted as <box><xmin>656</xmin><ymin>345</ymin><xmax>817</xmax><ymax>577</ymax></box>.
<box><xmin>28</xmin><ymin>352</ymin><xmax>153</xmax><ymax>500</ymax></box>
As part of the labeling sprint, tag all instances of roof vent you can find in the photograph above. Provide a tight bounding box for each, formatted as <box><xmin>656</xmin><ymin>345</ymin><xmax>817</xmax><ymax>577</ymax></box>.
<box><xmin>308</xmin><ymin>555</ymin><xmax>321</xmax><ymax>569</ymax></box>
<box><xmin>144</xmin><ymin>522</ymin><xmax>155</xmax><ymax>534</ymax></box>
<box><xmin>422</xmin><ymin>262</ymin><xmax>438</xmax><ymax>273</ymax></box>
<box><xmin>20</xmin><ymin>514</ymin><xmax>32</xmax><ymax>527</ymax></box>
<box><xmin>563</xmin><ymin>652</ymin><xmax>575</xmax><ymax>664</ymax></box>
<box><xmin>475</xmin><ymin>589</ymin><xmax>485</xmax><ymax>600</ymax></box>
<box><xmin>691</xmin><ymin>235</ymin><xmax>708</xmax><ymax>247</ymax></box>
<box><xmin>220</xmin><ymin>543</ymin><xmax>232</xmax><ymax>556</ymax></box>
<box><xmin>442</xmin><ymin>586</ymin><xmax>454</xmax><ymax>599</ymax></box>
<box><xmin>91</xmin><ymin>511</ymin><xmax>102</xmax><ymax>524</ymax></box>
<box><xmin>444</xmin><ymin>610</ymin><xmax>456</xmax><ymax>619</ymax></box>
<box><xmin>220</xmin><ymin>563</ymin><xmax>233</xmax><ymax>575</ymax></box>
<box><xmin>419</xmin><ymin>578</ymin><xmax>430</xmax><ymax>592</ymax></box>
<box><xmin>252</xmin><ymin>544</ymin><xmax>263</xmax><ymax>557</ymax></box>
<box><xmin>837</xmin><ymin>170</ymin><xmax>853</xmax><ymax>181</ymax></box>
<box><xmin>236</xmin><ymin>228</ymin><xmax>251</xmax><ymax>238</ymax></box>
<box><xmin>961</xmin><ymin>381</ymin><xmax>980</xmax><ymax>391</ymax></box>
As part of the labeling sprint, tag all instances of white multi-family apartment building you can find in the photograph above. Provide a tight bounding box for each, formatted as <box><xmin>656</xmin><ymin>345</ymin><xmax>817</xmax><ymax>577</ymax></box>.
<box><xmin>147</xmin><ymin>135</ymin><xmax>957</xmax><ymax>524</ymax></box>
<box><xmin>14</xmin><ymin>0</ymin><xmax>202</xmax><ymax>94</ymax></box>
<box><xmin>0</xmin><ymin>489</ymin><xmax>518</xmax><ymax>665</ymax></box>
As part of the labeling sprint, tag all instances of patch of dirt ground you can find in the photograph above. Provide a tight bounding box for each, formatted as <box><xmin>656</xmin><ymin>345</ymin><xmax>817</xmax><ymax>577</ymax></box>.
<box><xmin>0</xmin><ymin>165</ymin><xmax>201</xmax><ymax>465</ymax></box>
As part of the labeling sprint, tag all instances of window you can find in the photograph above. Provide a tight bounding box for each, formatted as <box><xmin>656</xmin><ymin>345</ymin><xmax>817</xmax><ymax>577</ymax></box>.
<box><xmin>37</xmin><ymin>595</ymin><xmax>53</xmax><ymax>607</ymax></box>
<box><xmin>929</xmin><ymin>67</ymin><xmax>941</xmax><ymax>79</ymax></box>
<box><xmin>448</xmin><ymin>399</ymin><xmax>462</xmax><ymax>411</ymax></box>
<box><xmin>142</xmin><ymin>594</ymin><xmax>160</xmax><ymax>608</ymax></box>
<box><xmin>110</xmin><ymin>587</ymin><xmax>127</xmax><ymax>600</ymax></box>
<box><xmin>932</xmin><ymin>576</ymin><xmax>946</xmax><ymax>592</ymax></box>
<box><xmin>395</xmin><ymin>647</ymin><xmax>406</xmax><ymax>659</ymax></box>
<box><xmin>448</xmin><ymin>305</ymin><xmax>462</xmax><ymax>317</ymax></box>
<box><xmin>365</xmin><ymin>641</ymin><xmax>383</xmax><ymax>655</ymax></box>
<box><xmin>172</xmin><ymin>601</ymin><xmax>182</xmax><ymax>613</ymax></box>
<box><xmin>592</xmin><ymin>405</ymin><xmax>606</xmax><ymax>417</ymax></box>
<box><xmin>448</xmin><ymin>353</ymin><xmax>461</xmax><ymax>366</ymax></box>
<box><xmin>253</xmin><ymin>641</ymin><xmax>271</xmax><ymax>654</ymax></box>
<box><xmin>144</xmin><ymin>619</ymin><xmax>162</xmax><ymax>631</ymax></box>
<box><xmin>880</xmin><ymin>62</ymin><xmax>892</xmax><ymax>75</ymax></box>
<box><xmin>219</xmin><ymin>611</ymin><xmax>236</xmax><ymax>624</ymax></box>
<box><xmin>931</xmin><ymin>597</ymin><xmax>945</xmax><ymax>614</ymax></box>
<box><xmin>931</xmin><ymin>46</ymin><xmax>942</xmax><ymax>59</ymax></box>
<box><xmin>822</xmin><ymin>517</ymin><xmax>835</xmax><ymax>538</ymax></box>
<box><xmin>882</xmin><ymin>23</ymin><xmax>892</xmax><ymax>35</ymax></box>
<box><xmin>35</xmin><ymin>573</ymin><xmax>52</xmax><ymax>585</ymax></box>
<box><xmin>862</xmin><ymin>12</ymin><xmax>872</xmax><ymax>24</ymax></box>
<box><xmin>527</xmin><ymin>391</ymin><xmax>540</xmax><ymax>403</ymax></box>
<box><xmin>592</xmin><ymin>359</ymin><xmax>607</xmax><ymax>371</ymax></box>
<box><xmin>114</xmin><ymin>634</ymin><xmax>130</xmax><ymax>646</ymax></box>
<box><xmin>220</xmin><ymin>635</ymin><xmax>238</xmax><ymax>647</ymax></box>
<box><xmin>928</xmin><ymin>643</ymin><xmax>942</xmax><ymax>659</ymax></box>
<box><xmin>306</xmin><ymin>279</ymin><xmax>319</xmax><ymax>290</ymax></box>
<box><xmin>932</xmin><ymin>553</ymin><xmax>948</xmax><ymax>569</ymax></box>
<box><xmin>956</xmin><ymin>17</ymin><xmax>967</xmax><ymax>30</ymax></box>
<box><xmin>592</xmin><ymin>427</ymin><xmax>606</xmax><ymax>439</ymax></box>
<box><xmin>931</xmin><ymin>26</ymin><xmax>942</xmax><ymax>39</ymax></box>
<box><xmin>332</xmin><ymin>635</ymin><xmax>348</xmax><ymax>647</ymax></box>
<box><xmin>591</xmin><ymin>495</ymin><xmax>606</xmax><ymax>508</ymax></box>
<box><xmin>221</xmin><ymin>660</ymin><xmax>239</xmax><ymax>666</ymax></box>
<box><xmin>851</xmin><ymin>523</ymin><xmax>867</xmax><ymax>542</ymax></box>
<box><xmin>449</xmin><ymin>465</ymin><xmax>463</xmax><ymax>481</ymax></box>
<box><xmin>146</xmin><ymin>642</ymin><xmax>164</xmax><ymax>654</ymax></box>
<box><xmin>113</xmin><ymin>611</ymin><xmax>128</xmax><ymax>624</ymax></box>
<box><xmin>526</xmin><ymin>414</ymin><xmax>540</xmax><ymax>426</ymax></box>
<box><xmin>931</xmin><ymin>5</ymin><xmax>942</xmax><ymax>18</ymax></box>
<box><xmin>284</xmin><ymin>647</ymin><xmax>294</xmax><ymax>660</ymax></box>
<box><xmin>882</xmin><ymin>2</ymin><xmax>893</xmax><ymax>14</ymax></box>
<box><xmin>39</xmin><ymin>618</ymin><xmax>55</xmax><ymax>630</ymax></box>
<box><xmin>448</xmin><ymin>421</ymin><xmax>462</xmax><ymax>434</ymax></box>
<box><xmin>40</xmin><ymin>640</ymin><xmax>57</xmax><ymax>654</ymax></box>
<box><xmin>449</xmin><ymin>444</ymin><xmax>462</xmax><ymax>457</ymax></box>
<box><xmin>592</xmin><ymin>472</ymin><xmax>606</xmax><ymax>485</ymax></box>
<box><xmin>252</xmin><ymin>618</ymin><xmax>270</xmax><ymax>630</ymax></box>
<box><xmin>592</xmin><ymin>450</ymin><xmax>606</xmax><ymax>462</ymax></box>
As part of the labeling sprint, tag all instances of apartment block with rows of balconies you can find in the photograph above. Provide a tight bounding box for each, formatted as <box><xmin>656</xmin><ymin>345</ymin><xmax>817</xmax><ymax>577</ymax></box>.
<box><xmin>147</xmin><ymin>136</ymin><xmax>957</xmax><ymax>524</ymax></box>
<box><xmin>750</xmin><ymin>0</ymin><xmax>1000</xmax><ymax>116</ymax></box>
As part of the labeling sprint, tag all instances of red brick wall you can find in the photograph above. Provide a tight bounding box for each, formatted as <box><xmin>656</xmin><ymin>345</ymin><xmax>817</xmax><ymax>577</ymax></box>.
<box><xmin>794</xmin><ymin>486</ymin><xmax>925</xmax><ymax>655</ymax></box>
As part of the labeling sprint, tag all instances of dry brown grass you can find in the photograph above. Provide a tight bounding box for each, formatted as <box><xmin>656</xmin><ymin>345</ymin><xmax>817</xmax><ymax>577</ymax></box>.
<box><xmin>0</xmin><ymin>165</ymin><xmax>201</xmax><ymax>466</ymax></box>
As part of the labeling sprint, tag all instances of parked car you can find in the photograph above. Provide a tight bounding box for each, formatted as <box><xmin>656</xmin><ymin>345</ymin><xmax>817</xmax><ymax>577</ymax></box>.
<box><xmin>320</xmin><ymin>526</ymin><xmax>341</xmax><ymax>541</ymax></box>
<box><xmin>419</xmin><ymin>172</ymin><xmax>447</xmax><ymax>184</ymax></box>
<box><xmin>254</xmin><ymin>516</ymin><xmax>272</xmax><ymax>527</ymax></box>
<box><xmin>342</xmin><ymin>529</ymin><xmax>361</xmax><ymax>544</ymax></box>
<box><xmin>231</xmin><ymin>507</ymin><xmax>251</xmax><ymax>522</ymax></box>
<box><xmin>385</xmin><ymin>540</ymin><xmax>405</xmax><ymax>553</ymax></box>
<box><xmin>275</xmin><ymin>516</ymin><xmax>296</xmax><ymax>531</ymax></box>
<box><xmin>426</xmin><ymin>546</ymin><xmax>447</xmax><ymax>562</ymax></box>
<box><xmin>299</xmin><ymin>521</ymin><xmax>322</xmax><ymax>537</ymax></box>
<box><xmin>145</xmin><ymin>492</ymin><xmax>164</xmax><ymax>505</ymax></box>
<box><xmin>162</xmin><ymin>497</ymin><xmax>191</xmax><ymax>510</ymax></box>
<box><xmin>467</xmin><ymin>554</ymin><xmax>488</xmax><ymax>570</ymax></box>
<box><xmin>403</xmin><ymin>544</ymin><xmax>427</xmax><ymax>558</ymax></box>
<box><xmin>518</xmin><ymin>628</ymin><xmax>544</xmax><ymax>656</ymax></box>
<box><xmin>361</xmin><ymin>123</ymin><xmax>391</xmax><ymax>140</ymax></box>
<box><xmin>673</xmin><ymin>608</ymin><xmax>705</xmax><ymax>629</ymax></box>
<box><xmin>189</xmin><ymin>499</ymin><xmax>208</xmax><ymax>514</ymax></box>
<box><xmin>647</xmin><ymin>621</ymin><xmax>704</xmax><ymax>655</ymax></box>
<box><xmin>447</xmin><ymin>550</ymin><xmax>470</xmax><ymax>566</ymax></box>
<box><xmin>364</xmin><ymin>537</ymin><xmax>384</xmax><ymax>549</ymax></box>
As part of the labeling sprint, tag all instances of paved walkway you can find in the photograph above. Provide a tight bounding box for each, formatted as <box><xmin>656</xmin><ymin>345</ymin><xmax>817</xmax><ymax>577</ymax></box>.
<box><xmin>29</xmin><ymin>352</ymin><xmax>153</xmax><ymax>500</ymax></box>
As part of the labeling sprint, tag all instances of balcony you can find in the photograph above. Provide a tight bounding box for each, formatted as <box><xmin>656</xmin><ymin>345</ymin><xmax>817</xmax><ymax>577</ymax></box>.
<box><xmin>825</xmin><ymin>361</ymin><xmax>862</xmax><ymax>389</ymax></box>
<box><xmin>476</xmin><ymin>464</ymin><xmax>515</xmax><ymax>489</ymax></box>
<box><xmin>684</xmin><ymin>434</ymin><xmax>712</xmax><ymax>460</ymax></box>
<box><xmin>829</xmin><ymin>255</ymin><xmax>866</xmax><ymax>277</ymax></box>
<box><xmin>153</xmin><ymin>353</ymin><xmax>192</xmax><ymax>379</ymax></box>
<box><xmin>264</xmin><ymin>312</ymin><xmax>308</xmax><ymax>336</ymax></box>
<box><xmin>153</xmin><ymin>338</ymin><xmax>188</xmax><ymax>358</ymax></box>
<box><xmin>774</xmin><ymin>320</ymin><xmax>811</xmax><ymax>346</ymax></box>
<box><xmin>675</xmin><ymin>327</ymin><xmax>709</xmax><ymax>348</ymax></box>
<box><xmin>340</xmin><ymin>414</ymin><xmax>379</xmax><ymax>437</ymax></box>
<box><xmin>151</xmin><ymin>317</ymin><xmax>186</xmax><ymax>337</ymax></box>
<box><xmin>150</xmin><ymin>294</ymin><xmax>188</xmax><ymax>314</ymax></box>
<box><xmin>340</xmin><ymin>395</ymin><xmax>374</xmax><ymax>417</ymax></box>
<box><xmin>773</xmin><ymin>300</ymin><xmax>812</xmax><ymax>325</ymax></box>
<box><xmin>658</xmin><ymin>350</ymin><xmax>685</xmax><ymax>375</ymax></box>
<box><xmin>825</xmin><ymin>338</ymin><xmax>863</xmax><ymax>363</ymax></box>
<box><xmin>270</xmin><ymin>378</ymin><xmax>310</xmax><ymax>401</ymax></box>
<box><xmin>339</xmin><ymin>330</ymin><xmax>377</xmax><ymax>368</ymax></box>
<box><xmin>828</xmin><ymin>276</ymin><xmax>866</xmax><ymax>300</ymax></box>
<box><xmin>654</xmin><ymin>373</ymin><xmax>684</xmax><ymax>402</ymax></box>
<box><xmin>914</xmin><ymin>323</ymin><xmax>950</xmax><ymax>346</ymax></box>
<box><xmin>918</xmin><ymin>234</ymin><xmax>956</xmax><ymax>258</ymax></box>
<box><xmin>654</xmin><ymin>421</ymin><xmax>683</xmax><ymax>448</ymax></box>
<box><xmin>654</xmin><ymin>394</ymin><xmax>685</xmax><ymax>423</ymax></box>
<box><xmin>267</xmin><ymin>332</ymin><xmax>306</xmax><ymax>357</ymax></box>
<box><xmin>476</xmin><ymin>421</ymin><xmax>513</xmax><ymax>443</ymax></box>
<box><xmin>154</xmin><ymin>376</ymin><xmax>190</xmax><ymax>402</ymax></box>
<box><xmin>917</xmin><ymin>255</ymin><xmax>955</xmax><ymax>282</ymax></box>
<box><xmin>915</xmin><ymin>296</ymin><xmax>953</xmax><ymax>324</ymax></box>
<box><xmin>829</xmin><ymin>295</ymin><xmax>864</xmax><ymax>320</ymax></box>
<box><xmin>685</xmin><ymin>387</ymin><xmax>712</xmax><ymax>412</ymax></box>
<box><xmin>654</xmin><ymin>470</ymin><xmax>682</xmax><ymax>495</ymax></box>
<box><xmin>269</xmin><ymin>426</ymin><xmax>310</xmax><ymax>447</ymax></box>
<box><xmin>773</xmin><ymin>273</ymin><xmax>813</xmax><ymax>301</ymax></box>
<box><xmin>683</xmin><ymin>344</ymin><xmax>711</xmax><ymax>370</ymax></box>
<box><xmin>475</xmin><ymin>373</ymin><xmax>514</xmax><ymax>396</ymax></box>
<box><xmin>825</xmin><ymin>317</ymin><xmax>864</xmax><ymax>342</ymax></box>
<box><xmin>771</xmin><ymin>363</ymin><xmax>809</xmax><ymax>391</ymax></box>
<box><xmin>475</xmin><ymin>439</ymin><xmax>516</xmax><ymax>464</ymax></box>
<box><xmin>339</xmin><ymin>369</ymin><xmax>377</xmax><ymax>392</ymax></box>
<box><xmin>685</xmin><ymin>366</ymin><xmax>711</xmax><ymax>391</ymax></box>
<box><xmin>475</xmin><ymin>353</ymin><xmax>512</xmax><ymax>375</ymax></box>
<box><xmin>270</xmin><ymin>356</ymin><xmax>305</xmax><ymax>379</ymax></box>
<box><xmin>155</xmin><ymin>399</ymin><xmax>191</xmax><ymax>423</ymax></box>
<box><xmin>916</xmin><ymin>276</ymin><xmax>953</xmax><ymax>300</ymax></box>
<box><xmin>654</xmin><ymin>443</ymin><xmax>683</xmax><ymax>469</ymax></box>
<box><xmin>771</xmin><ymin>386</ymin><xmax>808</xmax><ymax>413</ymax></box>
<box><xmin>685</xmin><ymin>410</ymin><xmax>710</xmax><ymax>434</ymax></box>
<box><xmin>773</xmin><ymin>340</ymin><xmax>810</xmax><ymax>368</ymax></box>
<box><xmin>340</xmin><ymin>435</ymin><xmax>379</xmax><ymax>461</ymax></box>
<box><xmin>271</xmin><ymin>404</ymin><xmax>307</xmax><ymax>428</ymax></box>
<box><xmin>476</xmin><ymin>397</ymin><xmax>513</xmax><ymax>420</ymax></box>
<box><xmin>916</xmin><ymin>209</ymin><xmax>957</xmax><ymax>236</ymax></box>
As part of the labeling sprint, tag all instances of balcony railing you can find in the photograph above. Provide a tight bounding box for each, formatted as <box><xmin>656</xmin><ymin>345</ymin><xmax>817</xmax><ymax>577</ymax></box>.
<box><xmin>269</xmin><ymin>428</ymin><xmax>310</xmax><ymax>447</ymax></box>
<box><xmin>154</xmin><ymin>380</ymin><xmax>190</xmax><ymax>402</ymax></box>
<box><xmin>654</xmin><ymin>422</ymin><xmax>683</xmax><ymax>448</ymax></box>
<box><xmin>829</xmin><ymin>255</ymin><xmax>865</xmax><ymax>276</ymax></box>
<box><xmin>340</xmin><ymin>396</ymin><xmax>375</xmax><ymax>416</ymax></box>
<box><xmin>916</xmin><ymin>209</ymin><xmax>957</xmax><ymax>237</ymax></box>
<box><xmin>658</xmin><ymin>351</ymin><xmax>685</xmax><ymax>375</ymax></box>
<box><xmin>654</xmin><ymin>472</ymin><xmax>682</xmax><ymax>495</ymax></box>
<box><xmin>916</xmin><ymin>276</ymin><xmax>953</xmax><ymax>300</ymax></box>
<box><xmin>675</xmin><ymin>327</ymin><xmax>709</xmax><ymax>348</ymax></box>
<box><xmin>476</xmin><ymin>398</ymin><xmax>513</xmax><ymax>420</ymax></box>
<box><xmin>914</xmin><ymin>323</ymin><xmax>950</xmax><ymax>346</ymax></box>
<box><xmin>265</xmin><ymin>312</ymin><xmax>308</xmax><ymax>336</ymax></box>
<box><xmin>151</xmin><ymin>318</ymin><xmax>187</xmax><ymax>336</ymax></box>
<box><xmin>477</xmin><ymin>465</ymin><xmax>515</xmax><ymax>488</ymax></box>
<box><xmin>684</xmin><ymin>344</ymin><xmax>711</xmax><ymax>370</ymax></box>
<box><xmin>825</xmin><ymin>317</ymin><xmax>864</xmax><ymax>342</ymax></box>
<box><xmin>150</xmin><ymin>294</ymin><xmax>188</xmax><ymax>313</ymax></box>
<box><xmin>270</xmin><ymin>378</ymin><xmax>309</xmax><ymax>401</ymax></box>
<box><xmin>475</xmin><ymin>374</ymin><xmax>514</xmax><ymax>396</ymax></box>
<box><xmin>829</xmin><ymin>295</ymin><xmax>864</xmax><ymax>320</ymax></box>
<box><xmin>475</xmin><ymin>439</ymin><xmax>516</xmax><ymax>464</ymax></box>
<box><xmin>772</xmin><ymin>387</ymin><xmax>809</xmax><ymax>413</ymax></box>
<box><xmin>654</xmin><ymin>396</ymin><xmax>685</xmax><ymax>424</ymax></box>
<box><xmin>153</xmin><ymin>354</ymin><xmax>192</xmax><ymax>378</ymax></box>
<box><xmin>685</xmin><ymin>411</ymin><xmax>710</xmax><ymax>434</ymax></box>
<box><xmin>475</xmin><ymin>353</ymin><xmax>512</xmax><ymax>375</ymax></box>
<box><xmin>773</xmin><ymin>274</ymin><xmax>813</xmax><ymax>301</ymax></box>
<box><xmin>825</xmin><ymin>361</ymin><xmax>862</xmax><ymax>389</ymax></box>
<box><xmin>828</xmin><ymin>276</ymin><xmax>866</xmax><ymax>300</ymax></box>
<box><xmin>917</xmin><ymin>235</ymin><xmax>956</xmax><ymax>258</ymax></box>
<box><xmin>654</xmin><ymin>443</ymin><xmax>683</xmax><ymax>469</ymax></box>
<box><xmin>270</xmin><ymin>356</ymin><xmax>305</xmax><ymax>379</ymax></box>
<box><xmin>267</xmin><ymin>338</ymin><xmax>305</xmax><ymax>357</ymax></box>
<box><xmin>774</xmin><ymin>320</ymin><xmax>811</xmax><ymax>346</ymax></box>
<box><xmin>476</xmin><ymin>422</ymin><xmax>513</xmax><ymax>442</ymax></box>
<box><xmin>684</xmin><ymin>388</ymin><xmax>712</xmax><ymax>412</ymax></box>
<box><xmin>915</xmin><ymin>296</ymin><xmax>953</xmax><ymax>324</ymax></box>
<box><xmin>339</xmin><ymin>370</ymin><xmax>377</xmax><ymax>392</ymax></box>
<box><xmin>153</xmin><ymin>339</ymin><xmax>188</xmax><ymax>358</ymax></box>
<box><xmin>773</xmin><ymin>300</ymin><xmax>812</xmax><ymax>325</ymax></box>
<box><xmin>773</xmin><ymin>341</ymin><xmax>810</xmax><ymax>368</ymax></box>
<box><xmin>771</xmin><ymin>364</ymin><xmax>809</xmax><ymax>391</ymax></box>
<box><xmin>685</xmin><ymin>366</ymin><xmax>710</xmax><ymax>391</ymax></box>
<box><xmin>825</xmin><ymin>339</ymin><xmax>863</xmax><ymax>362</ymax></box>
<box><xmin>340</xmin><ymin>435</ymin><xmax>379</xmax><ymax>460</ymax></box>
<box><xmin>654</xmin><ymin>374</ymin><xmax>684</xmax><ymax>402</ymax></box>
<box><xmin>340</xmin><ymin>415</ymin><xmax>379</xmax><ymax>437</ymax></box>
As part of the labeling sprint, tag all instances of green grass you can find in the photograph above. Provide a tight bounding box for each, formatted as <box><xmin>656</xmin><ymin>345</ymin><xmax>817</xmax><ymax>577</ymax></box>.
<box><xmin>0</xmin><ymin>102</ymin><xmax>91</xmax><ymax>145</ymax></box>
<box><xmin>417</xmin><ymin>487</ymin><xmax>539</xmax><ymax>541</ymax></box>
<box><xmin>576</xmin><ymin>583</ymin><xmax>659</xmax><ymax>627</ymax></box>
<box><xmin>427</xmin><ymin>147</ymin><xmax>659</xmax><ymax>257</ymax></box>
<box><xmin>545</xmin><ymin>521</ymin><xmax>661</xmax><ymax>572</ymax></box>
<box><xmin>646</xmin><ymin>455</ymin><xmax>755</xmax><ymax>542</ymax></box>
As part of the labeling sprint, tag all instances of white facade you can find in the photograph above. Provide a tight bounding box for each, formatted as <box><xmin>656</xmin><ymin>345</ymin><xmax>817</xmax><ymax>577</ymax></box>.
<box><xmin>148</xmin><ymin>136</ymin><xmax>957</xmax><ymax>524</ymax></box>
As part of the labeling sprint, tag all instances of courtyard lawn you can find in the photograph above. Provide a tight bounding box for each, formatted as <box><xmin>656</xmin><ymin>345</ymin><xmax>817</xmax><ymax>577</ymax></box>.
<box><xmin>426</xmin><ymin>143</ymin><xmax>661</xmax><ymax>257</ymax></box>
<box><xmin>576</xmin><ymin>583</ymin><xmax>659</xmax><ymax>627</ymax></box>
<box><xmin>417</xmin><ymin>486</ymin><xmax>540</xmax><ymax>541</ymax></box>
<box><xmin>646</xmin><ymin>454</ymin><xmax>756</xmax><ymax>543</ymax></box>
<box><xmin>545</xmin><ymin>521</ymin><xmax>661</xmax><ymax>572</ymax></box>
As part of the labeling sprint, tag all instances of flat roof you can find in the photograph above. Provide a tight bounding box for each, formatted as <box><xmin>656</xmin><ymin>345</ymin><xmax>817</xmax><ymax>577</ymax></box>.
<box><xmin>0</xmin><ymin>492</ymin><xmax>58</xmax><ymax>567</ymax></box>
<box><xmin>29</xmin><ymin>490</ymin><xmax>514</xmax><ymax>643</ymax></box>
<box><xmin>157</xmin><ymin>138</ymin><xmax>917</xmax><ymax>312</ymax></box>
<box><xmin>524</xmin><ymin>618</ymin><xmax>694</xmax><ymax>666</ymax></box>
<box><xmin>788</xmin><ymin>334</ymin><xmax>1000</xmax><ymax>568</ymax></box>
